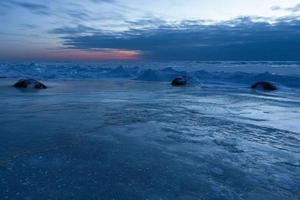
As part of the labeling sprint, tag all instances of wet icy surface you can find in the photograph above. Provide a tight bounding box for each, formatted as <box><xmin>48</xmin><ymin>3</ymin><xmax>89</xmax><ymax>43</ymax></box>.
<box><xmin>0</xmin><ymin>79</ymin><xmax>299</xmax><ymax>200</ymax></box>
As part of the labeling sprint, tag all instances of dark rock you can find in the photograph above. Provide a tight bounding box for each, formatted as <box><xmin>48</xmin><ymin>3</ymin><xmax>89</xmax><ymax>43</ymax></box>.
<box><xmin>171</xmin><ymin>77</ymin><xmax>187</xmax><ymax>86</ymax></box>
<box><xmin>13</xmin><ymin>79</ymin><xmax>47</xmax><ymax>89</ymax></box>
<box><xmin>251</xmin><ymin>81</ymin><xmax>277</xmax><ymax>91</ymax></box>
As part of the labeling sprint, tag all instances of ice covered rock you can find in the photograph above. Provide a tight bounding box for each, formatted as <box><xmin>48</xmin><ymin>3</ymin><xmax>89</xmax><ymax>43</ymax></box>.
<box><xmin>160</xmin><ymin>67</ymin><xmax>177</xmax><ymax>73</ymax></box>
<box><xmin>251</xmin><ymin>81</ymin><xmax>277</xmax><ymax>91</ymax></box>
<box><xmin>171</xmin><ymin>77</ymin><xmax>187</xmax><ymax>86</ymax></box>
<box><xmin>13</xmin><ymin>79</ymin><xmax>47</xmax><ymax>89</ymax></box>
<box><xmin>111</xmin><ymin>65</ymin><xmax>126</xmax><ymax>74</ymax></box>
<box><xmin>136</xmin><ymin>69</ymin><xmax>161</xmax><ymax>81</ymax></box>
<box><xmin>108</xmin><ymin>65</ymin><xmax>132</xmax><ymax>77</ymax></box>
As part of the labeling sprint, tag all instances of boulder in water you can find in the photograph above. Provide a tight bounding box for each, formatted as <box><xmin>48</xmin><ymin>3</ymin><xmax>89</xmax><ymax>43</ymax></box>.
<box><xmin>13</xmin><ymin>79</ymin><xmax>47</xmax><ymax>89</ymax></box>
<box><xmin>171</xmin><ymin>77</ymin><xmax>187</xmax><ymax>86</ymax></box>
<box><xmin>251</xmin><ymin>81</ymin><xmax>277</xmax><ymax>91</ymax></box>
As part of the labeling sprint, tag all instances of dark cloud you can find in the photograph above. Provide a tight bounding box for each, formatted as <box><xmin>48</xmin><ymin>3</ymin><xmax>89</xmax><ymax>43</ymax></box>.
<box><xmin>272</xmin><ymin>4</ymin><xmax>300</xmax><ymax>12</ymax></box>
<box><xmin>3</xmin><ymin>0</ymin><xmax>51</xmax><ymax>15</ymax></box>
<box><xmin>287</xmin><ymin>4</ymin><xmax>300</xmax><ymax>12</ymax></box>
<box><xmin>65</xmin><ymin>9</ymin><xmax>90</xmax><ymax>21</ymax></box>
<box><xmin>53</xmin><ymin>17</ymin><xmax>300</xmax><ymax>60</ymax></box>
<box><xmin>11</xmin><ymin>1</ymin><xmax>48</xmax><ymax>10</ymax></box>
<box><xmin>49</xmin><ymin>25</ymin><xmax>99</xmax><ymax>35</ymax></box>
<box><xmin>90</xmin><ymin>0</ymin><xmax>116</xmax><ymax>3</ymax></box>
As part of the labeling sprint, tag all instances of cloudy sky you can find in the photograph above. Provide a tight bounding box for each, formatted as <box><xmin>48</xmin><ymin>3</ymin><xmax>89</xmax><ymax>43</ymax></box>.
<box><xmin>1</xmin><ymin>0</ymin><xmax>300</xmax><ymax>61</ymax></box>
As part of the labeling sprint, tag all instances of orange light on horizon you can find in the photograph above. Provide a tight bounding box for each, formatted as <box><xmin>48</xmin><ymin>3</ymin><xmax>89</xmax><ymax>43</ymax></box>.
<box><xmin>1</xmin><ymin>49</ymin><xmax>143</xmax><ymax>61</ymax></box>
<box><xmin>46</xmin><ymin>50</ymin><xmax>143</xmax><ymax>61</ymax></box>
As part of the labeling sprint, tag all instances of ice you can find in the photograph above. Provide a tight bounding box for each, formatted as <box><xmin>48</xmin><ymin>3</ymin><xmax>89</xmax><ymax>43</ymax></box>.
<box><xmin>0</xmin><ymin>62</ymin><xmax>300</xmax><ymax>199</ymax></box>
<box><xmin>1</xmin><ymin>61</ymin><xmax>300</xmax><ymax>88</ymax></box>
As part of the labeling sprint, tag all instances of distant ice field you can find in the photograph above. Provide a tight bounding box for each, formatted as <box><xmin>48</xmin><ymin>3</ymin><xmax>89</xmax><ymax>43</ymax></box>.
<box><xmin>1</xmin><ymin>61</ymin><xmax>300</xmax><ymax>88</ymax></box>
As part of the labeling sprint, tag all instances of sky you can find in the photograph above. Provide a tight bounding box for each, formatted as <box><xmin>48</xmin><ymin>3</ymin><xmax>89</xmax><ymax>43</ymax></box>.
<box><xmin>1</xmin><ymin>0</ymin><xmax>300</xmax><ymax>61</ymax></box>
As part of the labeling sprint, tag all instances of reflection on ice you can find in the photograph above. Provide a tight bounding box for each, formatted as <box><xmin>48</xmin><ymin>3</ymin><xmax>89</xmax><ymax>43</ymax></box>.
<box><xmin>0</xmin><ymin>79</ymin><xmax>299</xmax><ymax>200</ymax></box>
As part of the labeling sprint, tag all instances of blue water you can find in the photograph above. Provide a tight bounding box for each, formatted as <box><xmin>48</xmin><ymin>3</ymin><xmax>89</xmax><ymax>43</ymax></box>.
<box><xmin>0</xmin><ymin>77</ymin><xmax>299</xmax><ymax>199</ymax></box>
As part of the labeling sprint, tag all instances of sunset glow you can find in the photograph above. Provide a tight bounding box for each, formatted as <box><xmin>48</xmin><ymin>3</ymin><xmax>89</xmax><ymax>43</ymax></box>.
<box><xmin>46</xmin><ymin>50</ymin><xmax>142</xmax><ymax>61</ymax></box>
<box><xmin>1</xmin><ymin>49</ymin><xmax>142</xmax><ymax>61</ymax></box>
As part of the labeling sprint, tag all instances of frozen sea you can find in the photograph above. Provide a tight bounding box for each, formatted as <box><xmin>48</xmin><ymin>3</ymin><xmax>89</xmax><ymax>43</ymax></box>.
<box><xmin>0</xmin><ymin>61</ymin><xmax>299</xmax><ymax>200</ymax></box>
